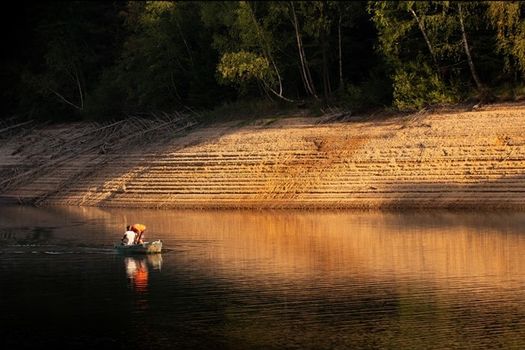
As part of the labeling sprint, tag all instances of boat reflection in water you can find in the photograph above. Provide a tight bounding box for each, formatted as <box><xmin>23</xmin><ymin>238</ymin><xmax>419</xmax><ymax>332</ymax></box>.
<box><xmin>124</xmin><ymin>254</ymin><xmax>163</xmax><ymax>295</ymax></box>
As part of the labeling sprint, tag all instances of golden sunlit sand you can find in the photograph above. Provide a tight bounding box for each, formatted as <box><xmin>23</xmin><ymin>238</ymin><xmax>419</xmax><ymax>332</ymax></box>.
<box><xmin>1</xmin><ymin>103</ymin><xmax>525</xmax><ymax>209</ymax></box>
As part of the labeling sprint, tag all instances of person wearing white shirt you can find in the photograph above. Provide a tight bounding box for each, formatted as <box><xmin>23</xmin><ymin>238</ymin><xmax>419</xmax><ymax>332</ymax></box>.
<box><xmin>121</xmin><ymin>226</ymin><xmax>136</xmax><ymax>246</ymax></box>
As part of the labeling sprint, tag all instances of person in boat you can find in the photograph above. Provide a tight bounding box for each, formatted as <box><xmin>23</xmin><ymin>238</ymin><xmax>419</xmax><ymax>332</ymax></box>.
<box><xmin>131</xmin><ymin>223</ymin><xmax>146</xmax><ymax>244</ymax></box>
<box><xmin>121</xmin><ymin>225</ymin><xmax>136</xmax><ymax>246</ymax></box>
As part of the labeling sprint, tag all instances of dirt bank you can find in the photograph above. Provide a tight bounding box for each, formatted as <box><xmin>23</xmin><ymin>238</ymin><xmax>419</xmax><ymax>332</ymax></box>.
<box><xmin>1</xmin><ymin>103</ymin><xmax>525</xmax><ymax>209</ymax></box>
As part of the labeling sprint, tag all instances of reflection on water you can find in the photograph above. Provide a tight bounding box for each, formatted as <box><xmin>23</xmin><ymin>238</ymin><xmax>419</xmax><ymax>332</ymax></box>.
<box><xmin>124</xmin><ymin>255</ymin><xmax>162</xmax><ymax>292</ymax></box>
<box><xmin>123</xmin><ymin>255</ymin><xmax>162</xmax><ymax>311</ymax></box>
<box><xmin>0</xmin><ymin>206</ymin><xmax>524</xmax><ymax>349</ymax></box>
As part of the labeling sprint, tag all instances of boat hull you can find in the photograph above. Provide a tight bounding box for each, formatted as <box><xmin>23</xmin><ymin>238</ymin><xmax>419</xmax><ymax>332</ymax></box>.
<box><xmin>115</xmin><ymin>240</ymin><xmax>163</xmax><ymax>254</ymax></box>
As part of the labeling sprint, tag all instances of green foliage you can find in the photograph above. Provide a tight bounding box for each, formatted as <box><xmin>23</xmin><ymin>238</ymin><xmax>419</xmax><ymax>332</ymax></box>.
<box><xmin>368</xmin><ymin>1</ymin><xmax>415</xmax><ymax>62</ymax></box>
<box><xmin>339</xmin><ymin>68</ymin><xmax>393</xmax><ymax>110</ymax></box>
<box><xmin>342</xmin><ymin>84</ymin><xmax>364</xmax><ymax>109</ymax></box>
<box><xmin>3</xmin><ymin>0</ymin><xmax>525</xmax><ymax>122</ymax></box>
<box><xmin>217</xmin><ymin>51</ymin><xmax>273</xmax><ymax>91</ymax></box>
<box><xmin>368</xmin><ymin>1</ymin><xmax>506</xmax><ymax>108</ymax></box>
<box><xmin>83</xmin><ymin>70</ymin><xmax>126</xmax><ymax>120</ymax></box>
<box><xmin>113</xmin><ymin>1</ymin><xmax>224</xmax><ymax>112</ymax></box>
<box><xmin>5</xmin><ymin>1</ymin><xmax>125</xmax><ymax>120</ymax></box>
<box><xmin>393</xmin><ymin>62</ymin><xmax>458</xmax><ymax>110</ymax></box>
<box><xmin>488</xmin><ymin>2</ymin><xmax>525</xmax><ymax>75</ymax></box>
<box><xmin>200</xmin><ymin>1</ymin><xmax>240</xmax><ymax>53</ymax></box>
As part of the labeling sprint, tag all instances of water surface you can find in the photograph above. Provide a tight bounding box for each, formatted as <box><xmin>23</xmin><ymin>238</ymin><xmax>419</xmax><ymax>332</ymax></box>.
<box><xmin>0</xmin><ymin>206</ymin><xmax>524</xmax><ymax>349</ymax></box>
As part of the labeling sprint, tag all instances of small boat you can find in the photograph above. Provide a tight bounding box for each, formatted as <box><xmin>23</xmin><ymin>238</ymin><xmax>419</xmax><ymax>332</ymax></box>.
<box><xmin>115</xmin><ymin>240</ymin><xmax>163</xmax><ymax>254</ymax></box>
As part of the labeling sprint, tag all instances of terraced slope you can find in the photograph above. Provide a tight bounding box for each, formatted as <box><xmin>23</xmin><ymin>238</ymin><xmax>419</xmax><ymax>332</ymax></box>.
<box><xmin>1</xmin><ymin>104</ymin><xmax>525</xmax><ymax>209</ymax></box>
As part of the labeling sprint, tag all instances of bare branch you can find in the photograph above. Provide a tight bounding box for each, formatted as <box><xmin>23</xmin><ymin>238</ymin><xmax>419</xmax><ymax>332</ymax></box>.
<box><xmin>48</xmin><ymin>87</ymin><xmax>83</xmax><ymax>110</ymax></box>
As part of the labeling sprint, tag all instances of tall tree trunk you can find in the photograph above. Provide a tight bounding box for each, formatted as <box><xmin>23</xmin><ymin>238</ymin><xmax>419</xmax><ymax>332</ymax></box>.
<box><xmin>247</xmin><ymin>2</ymin><xmax>293</xmax><ymax>102</ymax></box>
<box><xmin>338</xmin><ymin>12</ymin><xmax>343</xmax><ymax>90</ymax></box>
<box><xmin>73</xmin><ymin>68</ymin><xmax>84</xmax><ymax>111</ymax></box>
<box><xmin>174</xmin><ymin>18</ymin><xmax>194</xmax><ymax>69</ymax></box>
<box><xmin>48</xmin><ymin>87</ymin><xmax>83</xmax><ymax>111</ymax></box>
<box><xmin>409</xmin><ymin>7</ymin><xmax>439</xmax><ymax>73</ymax></box>
<box><xmin>321</xmin><ymin>1</ymin><xmax>331</xmax><ymax>101</ymax></box>
<box><xmin>290</xmin><ymin>2</ymin><xmax>318</xmax><ymax>99</ymax></box>
<box><xmin>322</xmin><ymin>43</ymin><xmax>331</xmax><ymax>99</ymax></box>
<box><xmin>458</xmin><ymin>3</ymin><xmax>483</xmax><ymax>90</ymax></box>
<box><xmin>52</xmin><ymin>64</ymin><xmax>84</xmax><ymax>111</ymax></box>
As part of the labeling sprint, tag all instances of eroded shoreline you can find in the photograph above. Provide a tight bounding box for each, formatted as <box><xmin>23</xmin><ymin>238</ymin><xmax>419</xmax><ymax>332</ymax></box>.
<box><xmin>1</xmin><ymin>103</ymin><xmax>525</xmax><ymax>210</ymax></box>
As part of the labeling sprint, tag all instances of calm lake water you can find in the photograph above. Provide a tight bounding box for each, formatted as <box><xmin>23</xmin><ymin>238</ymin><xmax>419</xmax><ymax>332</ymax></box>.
<box><xmin>0</xmin><ymin>206</ymin><xmax>524</xmax><ymax>349</ymax></box>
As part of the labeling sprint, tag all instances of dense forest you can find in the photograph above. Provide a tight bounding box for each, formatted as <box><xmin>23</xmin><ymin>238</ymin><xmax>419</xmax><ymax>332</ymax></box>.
<box><xmin>1</xmin><ymin>1</ymin><xmax>525</xmax><ymax>122</ymax></box>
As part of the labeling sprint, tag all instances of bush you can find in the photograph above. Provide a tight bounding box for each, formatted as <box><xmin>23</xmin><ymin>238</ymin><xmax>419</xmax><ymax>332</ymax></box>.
<box><xmin>83</xmin><ymin>71</ymin><xmax>126</xmax><ymax>121</ymax></box>
<box><xmin>393</xmin><ymin>62</ymin><xmax>458</xmax><ymax>110</ymax></box>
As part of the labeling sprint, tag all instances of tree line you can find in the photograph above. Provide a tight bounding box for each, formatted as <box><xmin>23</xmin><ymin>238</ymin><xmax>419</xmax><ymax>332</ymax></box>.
<box><xmin>2</xmin><ymin>1</ymin><xmax>524</xmax><ymax>122</ymax></box>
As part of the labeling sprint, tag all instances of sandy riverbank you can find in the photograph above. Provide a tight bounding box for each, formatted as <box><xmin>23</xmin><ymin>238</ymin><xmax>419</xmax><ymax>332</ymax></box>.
<box><xmin>1</xmin><ymin>103</ymin><xmax>525</xmax><ymax>209</ymax></box>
